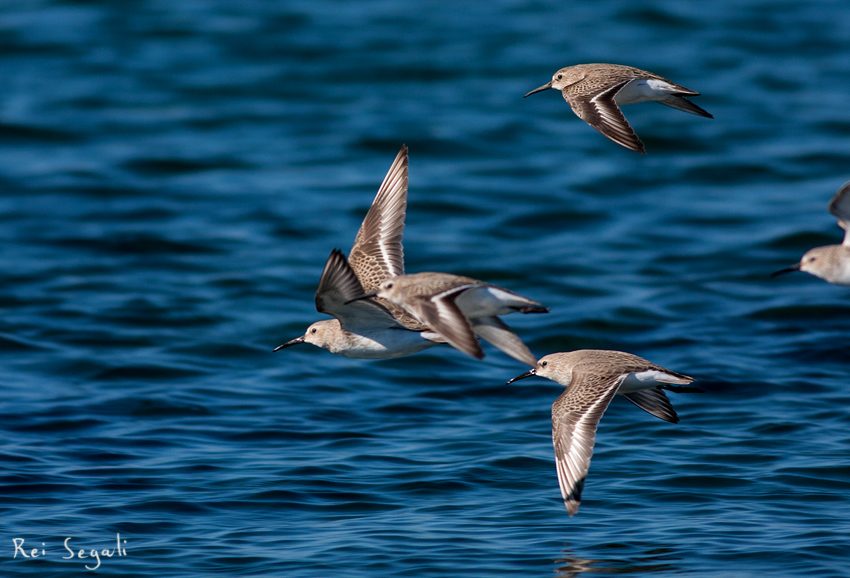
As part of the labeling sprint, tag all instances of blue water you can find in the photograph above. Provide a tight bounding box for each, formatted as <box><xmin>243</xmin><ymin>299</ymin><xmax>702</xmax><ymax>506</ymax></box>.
<box><xmin>3</xmin><ymin>0</ymin><xmax>850</xmax><ymax>576</ymax></box>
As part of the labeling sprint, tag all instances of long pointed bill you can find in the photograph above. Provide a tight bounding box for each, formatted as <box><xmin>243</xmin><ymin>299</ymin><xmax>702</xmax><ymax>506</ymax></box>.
<box><xmin>506</xmin><ymin>368</ymin><xmax>536</xmax><ymax>385</ymax></box>
<box><xmin>524</xmin><ymin>82</ymin><xmax>552</xmax><ymax>98</ymax></box>
<box><xmin>770</xmin><ymin>263</ymin><xmax>801</xmax><ymax>278</ymax></box>
<box><xmin>344</xmin><ymin>291</ymin><xmax>377</xmax><ymax>305</ymax></box>
<box><xmin>273</xmin><ymin>335</ymin><xmax>305</xmax><ymax>351</ymax></box>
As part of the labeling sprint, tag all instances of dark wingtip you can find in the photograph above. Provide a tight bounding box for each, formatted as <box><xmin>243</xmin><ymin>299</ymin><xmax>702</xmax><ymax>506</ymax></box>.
<box><xmin>520</xmin><ymin>306</ymin><xmax>549</xmax><ymax>314</ymax></box>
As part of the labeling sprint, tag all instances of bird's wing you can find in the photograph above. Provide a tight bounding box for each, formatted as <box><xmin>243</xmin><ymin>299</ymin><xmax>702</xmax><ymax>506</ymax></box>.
<box><xmin>410</xmin><ymin>286</ymin><xmax>484</xmax><ymax>359</ymax></box>
<box><xmin>565</xmin><ymin>80</ymin><xmax>646</xmax><ymax>154</ymax></box>
<box><xmin>620</xmin><ymin>388</ymin><xmax>679</xmax><ymax>424</ymax></box>
<box><xmin>470</xmin><ymin>316</ymin><xmax>537</xmax><ymax>367</ymax></box>
<box><xmin>349</xmin><ymin>145</ymin><xmax>409</xmax><ymax>291</ymax></box>
<box><xmin>827</xmin><ymin>180</ymin><xmax>850</xmax><ymax>246</ymax></box>
<box><xmin>315</xmin><ymin>249</ymin><xmax>401</xmax><ymax>330</ymax></box>
<box><xmin>552</xmin><ymin>371</ymin><xmax>625</xmax><ymax>516</ymax></box>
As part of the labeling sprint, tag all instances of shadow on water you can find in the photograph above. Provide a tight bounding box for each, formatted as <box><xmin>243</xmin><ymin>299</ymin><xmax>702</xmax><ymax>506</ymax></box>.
<box><xmin>554</xmin><ymin>547</ymin><xmax>678</xmax><ymax>576</ymax></box>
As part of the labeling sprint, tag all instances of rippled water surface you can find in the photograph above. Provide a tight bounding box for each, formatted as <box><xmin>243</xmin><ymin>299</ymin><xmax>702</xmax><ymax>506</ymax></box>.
<box><xmin>3</xmin><ymin>1</ymin><xmax>850</xmax><ymax>576</ymax></box>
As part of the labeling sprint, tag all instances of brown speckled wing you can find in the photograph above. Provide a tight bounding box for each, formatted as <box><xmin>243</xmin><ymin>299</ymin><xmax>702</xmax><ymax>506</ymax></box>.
<box><xmin>349</xmin><ymin>145</ymin><xmax>409</xmax><ymax>292</ymax></box>
<box><xmin>551</xmin><ymin>371</ymin><xmax>625</xmax><ymax>516</ymax></box>
<box><xmin>565</xmin><ymin>80</ymin><xmax>646</xmax><ymax>154</ymax></box>
<box><xmin>411</xmin><ymin>287</ymin><xmax>484</xmax><ymax>359</ymax></box>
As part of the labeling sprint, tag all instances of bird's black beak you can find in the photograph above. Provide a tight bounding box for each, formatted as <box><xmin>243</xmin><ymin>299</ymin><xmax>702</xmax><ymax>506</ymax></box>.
<box><xmin>506</xmin><ymin>368</ymin><xmax>536</xmax><ymax>385</ymax></box>
<box><xmin>524</xmin><ymin>81</ymin><xmax>552</xmax><ymax>98</ymax></box>
<box><xmin>344</xmin><ymin>291</ymin><xmax>377</xmax><ymax>305</ymax></box>
<box><xmin>770</xmin><ymin>263</ymin><xmax>801</xmax><ymax>278</ymax></box>
<box><xmin>273</xmin><ymin>335</ymin><xmax>305</xmax><ymax>351</ymax></box>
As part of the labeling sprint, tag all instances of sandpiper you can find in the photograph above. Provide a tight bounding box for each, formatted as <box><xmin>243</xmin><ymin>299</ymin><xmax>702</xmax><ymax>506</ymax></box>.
<box><xmin>771</xmin><ymin>180</ymin><xmax>850</xmax><ymax>285</ymax></box>
<box><xmin>524</xmin><ymin>63</ymin><xmax>713</xmax><ymax>154</ymax></box>
<box><xmin>507</xmin><ymin>350</ymin><xmax>701</xmax><ymax>516</ymax></box>
<box><xmin>348</xmin><ymin>272</ymin><xmax>548</xmax><ymax>366</ymax></box>
<box><xmin>275</xmin><ymin>145</ymin><xmax>443</xmax><ymax>359</ymax></box>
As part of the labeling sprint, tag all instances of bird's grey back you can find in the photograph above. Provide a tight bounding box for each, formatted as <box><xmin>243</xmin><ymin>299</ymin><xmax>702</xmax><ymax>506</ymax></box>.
<box><xmin>389</xmin><ymin>272</ymin><xmax>484</xmax><ymax>300</ymax></box>
<box><xmin>562</xmin><ymin>63</ymin><xmax>695</xmax><ymax>99</ymax></box>
<box><xmin>550</xmin><ymin>350</ymin><xmax>692</xmax><ymax>384</ymax></box>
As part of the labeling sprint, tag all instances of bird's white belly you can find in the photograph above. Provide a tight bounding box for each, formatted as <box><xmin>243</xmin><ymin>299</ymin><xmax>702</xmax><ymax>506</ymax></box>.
<box><xmin>614</xmin><ymin>78</ymin><xmax>675</xmax><ymax>105</ymax></box>
<box><xmin>334</xmin><ymin>328</ymin><xmax>438</xmax><ymax>359</ymax></box>
<box><xmin>616</xmin><ymin>370</ymin><xmax>675</xmax><ymax>393</ymax></box>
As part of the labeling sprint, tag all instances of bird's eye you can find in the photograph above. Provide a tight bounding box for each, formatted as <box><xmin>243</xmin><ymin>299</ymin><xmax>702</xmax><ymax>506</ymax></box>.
<box><xmin>386</xmin><ymin>282</ymin><xmax>393</xmax><ymax>289</ymax></box>
<box><xmin>311</xmin><ymin>327</ymin><xmax>317</xmax><ymax>334</ymax></box>
<box><xmin>556</xmin><ymin>74</ymin><xmax>562</xmax><ymax>80</ymax></box>
<box><xmin>541</xmin><ymin>361</ymin><xmax>548</xmax><ymax>367</ymax></box>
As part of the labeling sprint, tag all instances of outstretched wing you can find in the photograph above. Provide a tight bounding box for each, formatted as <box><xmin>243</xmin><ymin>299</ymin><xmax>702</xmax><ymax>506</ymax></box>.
<box><xmin>349</xmin><ymin>145</ymin><xmax>409</xmax><ymax>291</ymax></box>
<box><xmin>315</xmin><ymin>249</ymin><xmax>401</xmax><ymax>331</ymax></box>
<box><xmin>827</xmin><ymin>180</ymin><xmax>850</xmax><ymax>246</ymax></box>
<box><xmin>409</xmin><ymin>286</ymin><xmax>484</xmax><ymax>360</ymax></box>
<box><xmin>621</xmin><ymin>388</ymin><xmax>679</xmax><ymax>424</ymax></box>
<box><xmin>565</xmin><ymin>80</ymin><xmax>646</xmax><ymax>154</ymax></box>
<box><xmin>470</xmin><ymin>316</ymin><xmax>537</xmax><ymax>367</ymax></box>
<box><xmin>552</xmin><ymin>372</ymin><xmax>624</xmax><ymax>516</ymax></box>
